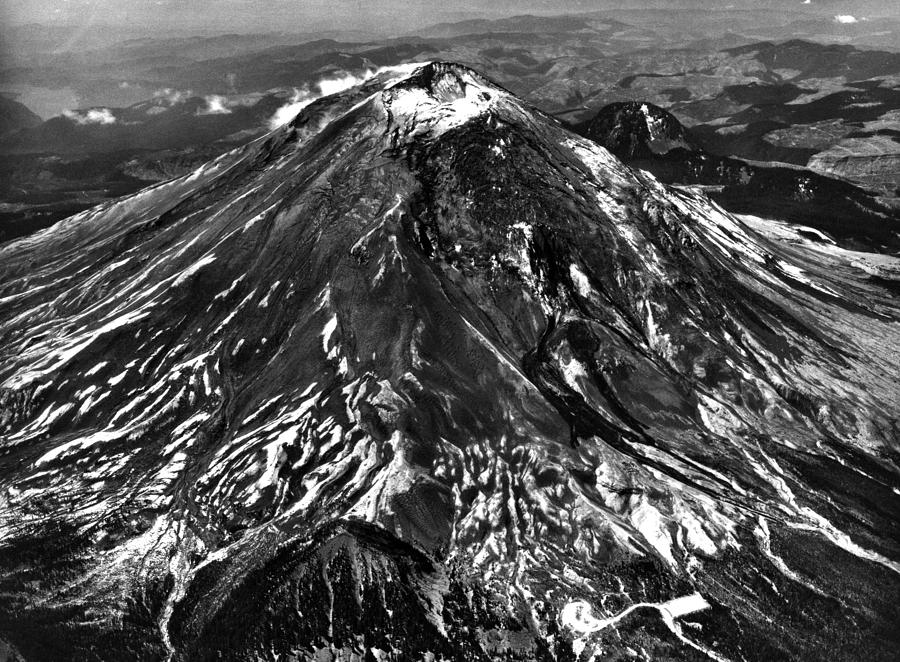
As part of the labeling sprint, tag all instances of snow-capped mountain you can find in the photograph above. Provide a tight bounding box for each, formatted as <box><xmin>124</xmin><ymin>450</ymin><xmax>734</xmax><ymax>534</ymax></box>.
<box><xmin>0</xmin><ymin>62</ymin><xmax>898</xmax><ymax>661</ymax></box>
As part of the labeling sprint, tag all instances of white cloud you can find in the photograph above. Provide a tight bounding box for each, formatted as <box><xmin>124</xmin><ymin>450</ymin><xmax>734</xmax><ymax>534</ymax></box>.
<box><xmin>266</xmin><ymin>64</ymin><xmax>430</xmax><ymax>131</ymax></box>
<box><xmin>265</xmin><ymin>70</ymin><xmax>375</xmax><ymax>131</ymax></box>
<box><xmin>317</xmin><ymin>71</ymin><xmax>375</xmax><ymax>97</ymax></box>
<box><xmin>63</xmin><ymin>108</ymin><xmax>116</xmax><ymax>125</ymax></box>
<box><xmin>197</xmin><ymin>94</ymin><xmax>231</xmax><ymax>115</ymax></box>
<box><xmin>267</xmin><ymin>69</ymin><xmax>385</xmax><ymax>130</ymax></box>
<box><xmin>834</xmin><ymin>15</ymin><xmax>858</xmax><ymax>24</ymax></box>
<box><xmin>267</xmin><ymin>88</ymin><xmax>316</xmax><ymax>130</ymax></box>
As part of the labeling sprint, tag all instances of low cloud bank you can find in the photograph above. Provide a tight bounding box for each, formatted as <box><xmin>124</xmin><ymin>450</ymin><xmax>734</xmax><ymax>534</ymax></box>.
<box><xmin>62</xmin><ymin>108</ymin><xmax>116</xmax><ymax>125</ymax></box>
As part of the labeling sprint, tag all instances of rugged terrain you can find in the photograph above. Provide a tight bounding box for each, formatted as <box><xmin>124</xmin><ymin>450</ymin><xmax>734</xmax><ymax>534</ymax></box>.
<box><xmin>0</xmin><ymin>62</ymin><xmax>899</xmax><ymax>662</ymax></box>
<box><xmin>577</xmin><ymin>101</ymin><xmax>900</xmax><ymax>251</ymax></box>
<box><xmin>4</xmin><ymin>14</ymin><xmax>900</xmax><ymax>239</ymax></box>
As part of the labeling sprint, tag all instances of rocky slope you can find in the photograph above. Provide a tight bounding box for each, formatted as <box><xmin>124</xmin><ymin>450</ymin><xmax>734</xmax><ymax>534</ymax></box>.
<box><xmin>0</xmin><ymin>62</ymin><xmax>898</xmax><ymax>661</ymax></box>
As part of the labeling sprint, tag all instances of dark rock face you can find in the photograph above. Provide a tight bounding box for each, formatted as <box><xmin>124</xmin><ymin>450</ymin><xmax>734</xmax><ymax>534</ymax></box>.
<box><xmin>0</xmin><ymin>62</ymin><xmax>898</xmax><ymax>661</ymax></box>
<box><xmin>579</xmin><ymin>101</ymin><xmax>698</xmax><ymax>160</ymax></box>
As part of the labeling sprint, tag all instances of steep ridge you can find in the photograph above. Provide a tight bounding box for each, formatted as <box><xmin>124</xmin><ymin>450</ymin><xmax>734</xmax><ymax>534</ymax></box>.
<box><xmin>576</xmin><ymin>101</ymin><xmax>900</xmax><ymax>252</ymax></box>
<box><xmin>0</xmin><ymin>63</ymin><xmax>898</xmax><ymax>661</ymax></box>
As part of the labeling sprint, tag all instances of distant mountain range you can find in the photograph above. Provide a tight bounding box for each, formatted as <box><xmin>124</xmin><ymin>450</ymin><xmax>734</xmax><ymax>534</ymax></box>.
<box><xmin>2</xmin><ymin>35</ymin><xmax>900</xmax><ymax>247</ymax></box>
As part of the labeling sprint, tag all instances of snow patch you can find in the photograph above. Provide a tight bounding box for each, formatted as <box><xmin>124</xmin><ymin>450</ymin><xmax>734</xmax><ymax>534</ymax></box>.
<box><xmin>387</xmin><ymin>70</ymin><xmax>499</xmax><ymax>135</ymax></box>
<box><xmin>173</xmin><ymin>254</ymin><xmax>217</xmax><ymax>287</ymax></box>
<box><xmin>322</xmin><ymin>315</ymin><xmax>339</xmax><ymax>354</ymax></box>
<box><xmin>569</xmin><ymin>263</ymin><xmax>592</xmax><ymax>298</ymax></box>
<box><xmin>560</xmin><ymin>592</ymin><xmax>710</xmax><ymax>635</ymax></box>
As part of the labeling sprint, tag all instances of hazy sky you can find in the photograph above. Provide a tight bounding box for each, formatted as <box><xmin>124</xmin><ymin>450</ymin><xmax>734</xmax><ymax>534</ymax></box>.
<box><xmin>4</xmin><ymin>1</ymin><xmax>493</xmax><ymax>33</ymax></box>
<box><xmin>2</xmin><ymin>1</ymin><xmax>898</xmax><ymax>36</ymax></box>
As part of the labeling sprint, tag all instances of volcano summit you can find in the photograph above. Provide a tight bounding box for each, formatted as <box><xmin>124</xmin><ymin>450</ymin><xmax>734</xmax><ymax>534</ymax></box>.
<box><xmin>0</xmin><ymin>62</ymin><xmax>898</xmax><ymax>661</ymax></box>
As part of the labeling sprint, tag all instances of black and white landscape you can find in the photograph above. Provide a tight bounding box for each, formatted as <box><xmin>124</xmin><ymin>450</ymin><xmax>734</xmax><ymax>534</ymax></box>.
<box><xmin>1</xmin><ymin>3</ymin><xmax>898</xmax><ymax>661</ymax></box>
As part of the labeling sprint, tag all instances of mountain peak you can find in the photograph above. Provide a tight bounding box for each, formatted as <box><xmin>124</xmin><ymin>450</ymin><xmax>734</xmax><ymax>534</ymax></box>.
<box><xmin>581</xmin><ymin>100</ymin><xmax>698</xmax><ymax>159</ymax></box>
<box><xmin>1</xmin><ymin>61</ymin><xmax>899</xmax><ymax>661</ymax></box>
<box><xmin>382</xmin><ymin>62</ymin><xmax>506</xmax><ymax>135</ymax></box>
<box><xmin>283</xmin><ymin>61</ymin><xmax>518</xmax><ymax>145</ymax></box>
